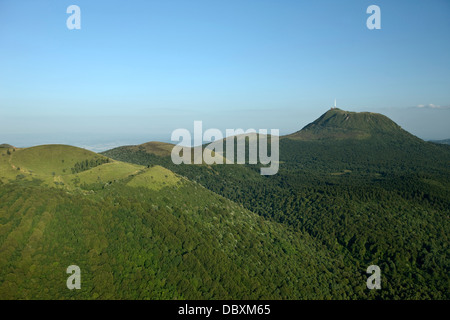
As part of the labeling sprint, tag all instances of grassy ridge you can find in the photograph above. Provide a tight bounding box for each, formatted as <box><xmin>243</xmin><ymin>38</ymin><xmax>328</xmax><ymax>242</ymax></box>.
<box><xmin>11</xmin><ymin>145</ymin><xmax>108</xmax><ymax>176</ymax></box>
<box><xmin>0</xmin><ymin>145</ymin><xmax>182</xmax><ymax>191</ymax></box>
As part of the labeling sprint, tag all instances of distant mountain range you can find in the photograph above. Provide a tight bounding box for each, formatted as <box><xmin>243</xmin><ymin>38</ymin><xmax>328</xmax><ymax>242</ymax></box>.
<box><xmin>430</xmin><ymin>139</ymin><xmax>450</xmax><ymax>145</ymax></box>
<box><xmin>1</xmin><ymin>109</ymin><xmax>449</xmax><ymax>300</ymax></box>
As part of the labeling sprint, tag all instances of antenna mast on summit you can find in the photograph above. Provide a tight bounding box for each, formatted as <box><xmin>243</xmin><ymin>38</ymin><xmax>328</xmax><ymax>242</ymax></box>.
<box><xmin>333</xmin><ymin>99</ymin><xmax>336</xmax><ymax>109</ymax></box>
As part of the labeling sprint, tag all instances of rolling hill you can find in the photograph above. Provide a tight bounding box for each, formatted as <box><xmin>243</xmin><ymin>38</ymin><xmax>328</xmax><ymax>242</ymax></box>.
<box><xmin>118</xmin><ymin>141</ymin><xmax>175</xmax><ymax>157</ymax></box>
<box><xmin>0</xmin><ymin>144</ymin><xmax>138</xmax><ymax>188</ymax></box>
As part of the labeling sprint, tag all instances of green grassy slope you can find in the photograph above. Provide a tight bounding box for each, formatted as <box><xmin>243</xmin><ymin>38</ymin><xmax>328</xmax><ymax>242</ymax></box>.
<box><xmin>1</xmin><ymin>145</ymin><xmax>108</xmax><ymax>184</ymax></box>
<box><xmin>11</xmin><ymin>144</ymin><xmax>108</xmax><ymax>175</ymax></box>
<box><xmin>0</xmin><ymin>145</ymin><xmax>176</xmax><ymax>190</ymax></box>
<box><xmin>126</xmin><ymin>165</ymin><xmax>181</xmax><ymax>190</ymax></box>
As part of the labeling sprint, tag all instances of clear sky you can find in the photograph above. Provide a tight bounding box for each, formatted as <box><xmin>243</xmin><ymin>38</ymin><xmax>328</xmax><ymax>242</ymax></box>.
<box><xmin>1</xmin><ymin>0</ymin><xmax>449</xmax><ymax>149</ymax></box>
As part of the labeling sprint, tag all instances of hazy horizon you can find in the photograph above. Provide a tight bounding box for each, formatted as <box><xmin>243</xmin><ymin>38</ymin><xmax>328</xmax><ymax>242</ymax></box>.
<box><xmin>2</xmin><ymin>105</ymin><xmax>449</xmax><ymax>152</ymax></box>
<box><xmin>1</xmin><ymin>0</ymin><xmax>449</xmax><ymax>148</ymax></box>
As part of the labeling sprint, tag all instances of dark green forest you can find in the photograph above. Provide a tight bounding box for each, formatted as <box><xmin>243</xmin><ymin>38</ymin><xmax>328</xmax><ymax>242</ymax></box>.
<box><xmin>0</xmin><ymin>178</ymin><xmax>370</xmax><ymax>299</ymax></box>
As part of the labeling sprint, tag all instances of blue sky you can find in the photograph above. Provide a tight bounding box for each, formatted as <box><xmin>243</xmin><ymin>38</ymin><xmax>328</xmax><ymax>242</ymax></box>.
<box><xmin>1</xmin><ymin>0</ymin><xmax>449</xmax><ymax>149</ymax></box>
